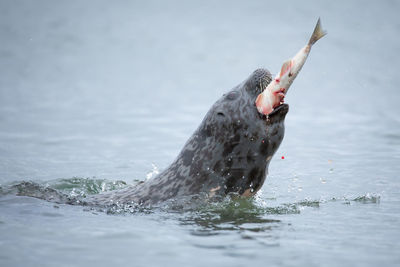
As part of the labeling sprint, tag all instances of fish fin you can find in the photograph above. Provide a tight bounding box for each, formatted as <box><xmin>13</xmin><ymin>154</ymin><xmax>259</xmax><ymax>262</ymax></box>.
<box><xmin>308</xmin><ymin>18</ymin><xmax>327</xmax><ymax>46</ymax></box>
<box><xmin>255</xmin><ymin>93</ymin><xmax>264</xmax><ymax>109</ymax></box>
<box><xmin>255</xmin><ymin>93</ymin><xmax>273</xmax><ymax>115</ymax></box>
<box><xmin>279</xmin><ymin>60</ymin><xmax>292</xmax><ymax>78</ymax></box>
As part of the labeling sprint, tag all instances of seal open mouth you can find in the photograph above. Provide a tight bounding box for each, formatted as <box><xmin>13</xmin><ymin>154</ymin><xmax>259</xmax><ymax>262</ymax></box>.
<box><xmin>268</xmin><ymin>103</ymin><xmax>289</xmax><ymax>117</ymax></box>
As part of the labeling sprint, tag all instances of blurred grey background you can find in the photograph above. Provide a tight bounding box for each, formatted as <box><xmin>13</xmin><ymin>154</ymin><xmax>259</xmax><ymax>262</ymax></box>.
<box><xmin>0</xmin><ymin>0</ymin><xmax>399</xmax><ymax>183</ymax></box>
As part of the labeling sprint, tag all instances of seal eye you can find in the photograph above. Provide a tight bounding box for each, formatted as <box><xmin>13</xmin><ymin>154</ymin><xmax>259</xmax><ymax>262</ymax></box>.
<box><xmin>217</xmin><ymin>112</ymin><xmax>225</xmax><ymax>117</ymax></box>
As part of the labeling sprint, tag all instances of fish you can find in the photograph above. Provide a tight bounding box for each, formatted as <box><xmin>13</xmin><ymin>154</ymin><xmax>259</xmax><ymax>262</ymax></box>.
<box><xmin>255</xmin><ymin>18</ymin><xmax>327</xmax><ymax>115</ymax></box>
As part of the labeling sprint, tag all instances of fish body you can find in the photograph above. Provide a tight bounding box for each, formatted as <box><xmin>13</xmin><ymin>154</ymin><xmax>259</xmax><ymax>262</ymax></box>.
<box><xmin>255</xmin><ymin>18</ymin><xmax>327</xmax><ymax>115</ymax></box>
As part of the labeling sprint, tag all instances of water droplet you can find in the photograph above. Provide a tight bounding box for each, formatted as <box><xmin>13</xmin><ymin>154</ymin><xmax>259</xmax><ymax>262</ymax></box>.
<box><xmin>250</xmin><ymin>188</ymin><xmax>254</xmax><ymax>193</ymax></box>
<box><xmin>227</xmin><ymin>172</ymin><xmax>230</xmax><ymax>176</ymax></box>
<box><xmin>241</xmin><ymin>175</ymin><xmax>245</xmax><ymax>179</ymax></box>
<box><xmin>250</xmin><ymin>182</ymin><xmax>253</xmax><ymax>188</ymax></box>
<box><xmin>207</xmin><ymin>167</ymin><xmax>210</xmax><ymax>171</ymax></box>
<box><xmin>146</xmin><ymin>163</ymin><xmax>160</xmax><ymax>180</ymax></box>
<box><xmin>237</xmin><ymin>120</ymin><xmax>241</xmax><ymax>124</ymax></box>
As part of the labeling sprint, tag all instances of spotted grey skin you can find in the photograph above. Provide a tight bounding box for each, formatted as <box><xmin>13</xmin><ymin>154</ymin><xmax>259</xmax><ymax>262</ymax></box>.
<box><xmin>87</xmin><ymin>69</ymin><xmax>289</xmax><ymax>206</ymax></box>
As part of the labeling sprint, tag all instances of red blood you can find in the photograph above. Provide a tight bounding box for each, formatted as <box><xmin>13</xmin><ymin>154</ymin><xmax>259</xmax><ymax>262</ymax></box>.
<box><xmin>281</xmin><ymin>156</ymin><xmax>285</xmax><ymax>159</ymax></box>
<box><xmin>275</xmin><ymin>78</ymin><xmax>280</xmax><ymax>83</ymax></box>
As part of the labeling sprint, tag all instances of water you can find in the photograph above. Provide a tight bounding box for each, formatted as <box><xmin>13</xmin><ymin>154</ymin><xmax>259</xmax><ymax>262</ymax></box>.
<box><xmin>1</xmin><ymin>0</ymin><xmax>400</xmax><ymax>266</ymax></box>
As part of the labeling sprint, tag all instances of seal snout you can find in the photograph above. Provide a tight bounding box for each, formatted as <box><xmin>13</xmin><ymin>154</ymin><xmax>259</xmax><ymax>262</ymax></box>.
<box><xmin>259</xmin><ymin>103</ymin><xmax>289</xmax><ymax>124</ymax></box>
<box><xmin>269</xmin><ymin>103</ymin><xmax>289</xmax><ymax>117</ymax></box>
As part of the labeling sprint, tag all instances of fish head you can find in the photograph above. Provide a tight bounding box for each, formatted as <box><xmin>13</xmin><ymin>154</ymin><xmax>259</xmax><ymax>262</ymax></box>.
<box><xmin>254</xmin><ymin>59</ymin><xmax>293</xmax><ymax>116</ymax></box>
<box><xmin>246</xmin><ymin>68</ymin><xmax>290</xmax><ymax>123</ymax></box>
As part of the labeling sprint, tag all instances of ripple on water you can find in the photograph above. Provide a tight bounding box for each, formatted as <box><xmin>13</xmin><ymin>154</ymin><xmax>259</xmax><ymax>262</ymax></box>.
<box><xmin>1</xmin><ymin>178</ymin><xmax>382</xmax><ymax>228</ymax></box>
<box><xmin>40</xmin><ymin>212</ymin><xmax>64</xmax><ymax>218</ymax></box>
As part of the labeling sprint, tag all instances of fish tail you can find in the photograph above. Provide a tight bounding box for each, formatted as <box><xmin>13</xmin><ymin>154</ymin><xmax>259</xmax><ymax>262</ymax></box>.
<box><xmin>308</xmin><ymin>18</ymin><xmax>327</xmax><ymax>46</ymax></box>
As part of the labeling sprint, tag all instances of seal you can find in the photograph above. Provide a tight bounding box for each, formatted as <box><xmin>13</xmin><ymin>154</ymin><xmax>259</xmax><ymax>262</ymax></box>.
<box><xmin>87</xmin><ymin>68</ymin><xmax>289</xmax><ymax>206</ymax></box>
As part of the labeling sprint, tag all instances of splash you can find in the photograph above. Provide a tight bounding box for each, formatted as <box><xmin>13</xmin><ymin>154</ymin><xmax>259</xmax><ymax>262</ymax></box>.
<box><xmin>1</xmin><ymin>177</ymin><xmax>382</xmax><ymax>222</ymax></box>
<box><xmin>351</xmin><ymin>193</ymin><xmax>381</xmax><ymax>204</ymax></box>
<box><xmin>47</xmin><ymin>177</ymin><xmax>128</xmax><ymax>197</ymax></box>
<box><xmin>145</xmin><ymin>163</ymin><xmax>159</xmax><ymax>180</ymax></box>
<box><xmin>0</xmin><ymin>177</ymin><xmax>130</xmax><ymax>205</ymax></box>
